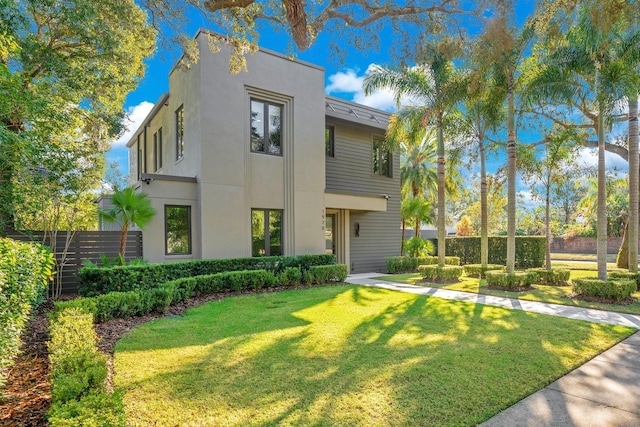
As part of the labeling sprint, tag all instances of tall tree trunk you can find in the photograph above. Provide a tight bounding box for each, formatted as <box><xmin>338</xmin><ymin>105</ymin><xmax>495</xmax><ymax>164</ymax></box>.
<box><xmin>480</xmin><ymin>138</ymin><xmax>488</xmax><ymax>268</ymax></box>
<box><xmin>437</xmin><ymin>116</ymin><xmax>446</xmax><ymax>268</ymax></box>
<box><xmin>120</xmin><ymin>222</ymin><xmax>129</xmax><ymax>261</ymax></box>
<box><xmin>596</xmin><ymin>108</ymin><xmax>608</xmax><ymax>280</ymax></box>
<box><xmin>506</xmin><ymin>81</ymin><xmax>516</xmax><ymax>274</ymax></box>
<box><xmin>545</xmin><ymin>179</ymin><xmax>551</xmax><ymax>270</ymax></box>
<box><xmin>628</xmin><ymin>95</ymin><xmax>638</xmax><ymax>273</ymax></box>
<box><xmin>617</xmin><ymin>218</ymin><xmax>629</xmax><ymax>269</ymax></box>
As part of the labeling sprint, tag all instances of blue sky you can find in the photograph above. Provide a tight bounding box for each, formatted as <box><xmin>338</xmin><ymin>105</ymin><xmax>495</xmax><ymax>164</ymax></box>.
<box><xmin>108</xmin><ymin>2</ymin><xmax>630</xmax><ymax>205</ymax></box>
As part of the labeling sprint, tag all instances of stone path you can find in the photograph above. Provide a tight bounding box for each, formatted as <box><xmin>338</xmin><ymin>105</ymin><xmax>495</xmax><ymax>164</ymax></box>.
<box><xmin>345</xmin><ymin>273</ymin><xmax>640</xmax><ymax>426</ymax></box>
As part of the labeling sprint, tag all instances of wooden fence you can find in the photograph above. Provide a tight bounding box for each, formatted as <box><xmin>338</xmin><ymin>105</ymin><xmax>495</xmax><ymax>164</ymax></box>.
<box><xmin>6</xmin><ymin>231</ymin><xmax>143</xmax><ymax>294</ymax></box>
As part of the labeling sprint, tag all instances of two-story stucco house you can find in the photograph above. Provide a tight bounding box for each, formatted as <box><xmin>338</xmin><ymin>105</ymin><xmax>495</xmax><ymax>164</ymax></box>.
<box><xmin>126</xmin><ymin>31</ymin><xmax>400</xmax><ymax>273</ymax></box>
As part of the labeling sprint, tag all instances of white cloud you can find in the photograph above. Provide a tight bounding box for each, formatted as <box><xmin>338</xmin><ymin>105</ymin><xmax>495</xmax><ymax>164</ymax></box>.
<box><xmin>577</xmin><ymin>147</ymin><xmax>629</xmax><ymax>172</ymax></box>
<box><xmin>110</xmin><ymin>101</ymin><xmax>154</xmax><ymax>148</ymax></box>
<box><xmin>325</xmin><ymin>64</ymin><xmax>421</xmax><ymax>113</ymax></box>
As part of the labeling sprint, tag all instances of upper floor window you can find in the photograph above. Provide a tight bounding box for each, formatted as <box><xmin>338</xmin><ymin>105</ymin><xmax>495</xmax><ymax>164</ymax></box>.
<box><xmin>251</xmin><ymin>99</ymin><xmax>282</xmax><ymax>155</ymax></box>
<box><xmin>175</xmin><ymin>105</ymin><xmax>184</xmax><ymax>161</ymax></box>
<box><xmin>372</xmin><ymin>137</ymin><xmax>391</xmax><ymax>178</ymax></box>
<box><xmin>157</xmin><ymin>127</ymin><xmax>163</xmax><ymax>170</ymax></box>
<box><xmin>325</xmin><ymin>126</ymin><xmax>334</xmax><ymax>157</ymax></box>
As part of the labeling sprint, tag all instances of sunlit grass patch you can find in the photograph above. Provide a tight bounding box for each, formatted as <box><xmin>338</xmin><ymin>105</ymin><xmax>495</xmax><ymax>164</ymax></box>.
<box><xmin>115</xmin><ymin>285</ymin><xmax>633</xmax><ymax>426</ymax></box>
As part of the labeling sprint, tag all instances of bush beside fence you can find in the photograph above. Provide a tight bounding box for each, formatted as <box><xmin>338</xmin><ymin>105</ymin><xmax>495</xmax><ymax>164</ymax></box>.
<box><xmin>445</xmin><ymin>236</ymin><xmax>545</xmax><ymax>268</ymax></box>
<box><xmin>0</xmin><ymin>238</ymin><xmax>55</xmax><ymax>389</ymax></box>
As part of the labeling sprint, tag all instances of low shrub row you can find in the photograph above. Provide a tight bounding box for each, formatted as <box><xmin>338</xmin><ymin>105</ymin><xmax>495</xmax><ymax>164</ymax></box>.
<box><xmin>418</xmin><ymin>265</ymin><xmax>464</xmax><ymax>281</ymax></box>
<box><xmin>47</xmin><ymin>307</ymin><xmax>125</xmax><ymax>426</ymax></box>
<box><xmin>0</xmin><ymin>238</ymin><xmax>55</xmax><ymax>389</ymax></box>
<box><xmin>529</xmin><ymin>268</ymin><xmax>570</xmax><ymax>286</ymax></box>
<box><xmin>78</xmin><ymin>254</ymin><xmax>337</xmax><ymax>296</ymax></box>
<box><xmin>572</xmin><ymin>278</ymin><xmax>637</xmax><ymax>302</ymax></box>
<box><xmin>417</xmin><ymin>256</ymin><xmax>461</xmax><ymax>266</ymax></box>
<box><xmin>57</xmin><ymin>265</ymin><xmax>348</xmax><ymax>324</ymax></box>
<box><xmin>386</xmin><ymin>257</ymin><xmax>418</xmax><ymax>274</ymax></box>
<box><xmin>485</xmin><ymin>271</ymin><xmax>538</xmax><ymax>289</ymax></box>
<box><xmin>463</xmin><ymin>264</ymin><xmax>506</xmax><ymax>278</ymax></box>
<box><xmin>608</xmin><ymin>271</ymin><xmax>640</xmax><ymax>287</ymax></box>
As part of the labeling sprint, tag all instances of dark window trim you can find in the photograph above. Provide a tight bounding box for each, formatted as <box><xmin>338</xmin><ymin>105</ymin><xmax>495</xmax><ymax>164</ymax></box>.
<box><xmin>164</xmin><ymin>205</ymin><xmax>192</xmax><ymax>255</ymax></box>
<box><xmin>372</xmin><ymin>136</ymin><xmax>392</xmax><ymax>178</ymax></box>
<box><xmin>325</xmin><ymin>126</ymin><xmax>335</xmax><ymax>157</ymax></box>
<box><xmin>136</xmin><ymin>135</ymin><xmax>142</xmax><ymax>180</ymax></box>
<box><xmin>250</xmin><ymin>98</ymin><xmax>283</xmax><ymax>156</ymax></box>
<box><xmin>153</xmin><ymin>131</ymin><xmax>158</xmax><ymax>172</ymax></box>
<box><xmin>143</xmin><ymin>127</ymin><xmax>148</xmax><ymax>173</ymax></box>
<box><xmin>158</xmin><ymin>127</ymin><xmax>163</xmax><ymax>169</ymax></box>
<box><xmin>175</xmin><ymin>105</ymin><xmax>184</xmax><ymax>161</ymax></box>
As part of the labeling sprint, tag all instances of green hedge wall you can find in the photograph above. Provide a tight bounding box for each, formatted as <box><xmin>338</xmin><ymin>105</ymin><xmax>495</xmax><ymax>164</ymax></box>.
<box><xmin>445</xmin><ymin>237</ymin><xmax>545</xmax><ymax>268</ymax></box>
<box><xmin>572</xmin><ymin>278</ymin><xmax>637</xmax><ymax>302</ymax></box>
<box><xmin>78</xmin><ymin>254</ymin><xmax>336</xmax><ymax>296</ymax></box>
<box><xmin>0</xmin><ymin>238</ymin><xmax>55</xmax><ymax>389</ymax></box>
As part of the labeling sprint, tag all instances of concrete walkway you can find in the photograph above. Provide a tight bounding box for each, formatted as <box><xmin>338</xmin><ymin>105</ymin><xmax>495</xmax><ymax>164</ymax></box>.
<box><xmin>345</xmin><ymin>273</ymin><xmax>640</xmax><ymax>426</ymax></box>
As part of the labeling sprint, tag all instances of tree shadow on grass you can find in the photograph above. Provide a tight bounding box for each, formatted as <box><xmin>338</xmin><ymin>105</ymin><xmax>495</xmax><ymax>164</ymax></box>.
<box><xmin>114</xmin><ymin>285</ymin><xmax>633</xmax><ymax>426</ymax></box>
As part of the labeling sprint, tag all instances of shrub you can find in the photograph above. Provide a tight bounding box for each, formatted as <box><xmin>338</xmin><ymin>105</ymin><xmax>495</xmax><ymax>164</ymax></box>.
<box><xmin>48</xmin><ymin>307</ymin><xmax>124</xmax><ymax>426</ymax></box>
<box><xmin>463</xmin><ymin>264</ymin><xmax>506</xmax><ymax>278</ymax></box>
<box><xmin>276</xmin><ymin>267</ymin><xmax>303</xmax><ymax>287</ymax></box>
<box><xmin>0</xmin><ymin>238</ymin><xmax>55</xmax><ymax>389</ymax></box>
<box><xmin>528</xmin><ymin>268</ymin><xmax>570</xmax><ymax>286</ymax></box>
<box><xmin>303</xmin><ymin>264</ymin><xmax>348</xmax><ymax>285</ymax></box>
<box><xmin>445</xmin><ymin>236</ymin><xmax>545</xmax><ymax>268</ymax></box>
<box><xmin>404</xmin><ymin>237</ymin><xmax>434</xmax><ymax>257</ymax></box>
<box><xmin>572</xmin><ymin>278</ymin><xmax>637</xmax><ymax>302</ymax></box>
<box><xmin>416</xmin><ymin>256</ymin><xmax>461</xmax><ymax>266</ymax></box>
<box><xmin>485</xmin><ymin>271</ymin><xmax>537</xmax><ymax>290</ymax></box>
<box><xmin>608</xmin><ymin>271</ymin><xmax>640</xmax><ymax>287</ymax></box>
<box><xmin>386</xmin><ymin>257</ymin><xmax>418</xmax><ymax>273</ymax></box>
<box><xmin>78</xmin><ymin>254</ymin><xmax>336</xmax><ymax>296</ymax></box>
<box><xmin>418</xmin><ymin>265</ymin><xmax>463</xmax><ymax>282</ymax></box>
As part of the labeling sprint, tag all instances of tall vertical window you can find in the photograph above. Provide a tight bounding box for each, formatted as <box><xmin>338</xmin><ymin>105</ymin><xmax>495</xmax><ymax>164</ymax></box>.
<box><xmin>175</xmin><ymin>105</ymin><xmax>184</xmax><ymax>160</ymax></box>
<box><xmin>153</xmin><ymin>128</ymin><xmax>163</xmax><ymax>171</ymax></box>
<box><xmin>325</xmin><ymin>126</ymin><xmax>334</xmax><ymax>157</ymax></box>
<box><xmin>251</xmin><ymin>209</ymin><xmax>282</xmax><ymax>256</ymax></box>
<box><xmin>137</xmin><ymin>134</ymin><xmax>142</xmax><ymax>179</ymax></box>
<box><xmin>250</xmin><ymin>99</ymin><xmax>282</xmax><ymax>155</ymax></box>
<box><xmin>165</xmin><ymin>205</ymin><xmax>191</xmax><ymax>255</ymax></box>
<box><xmin>372</xmin><ymin>137</ymin><xmax>391</xmax><ymax>177</ymax></box>
<box><xmin>158</xmin><ymin>127</ymin><xmax>163</xmax><ymax>169</ymax></box>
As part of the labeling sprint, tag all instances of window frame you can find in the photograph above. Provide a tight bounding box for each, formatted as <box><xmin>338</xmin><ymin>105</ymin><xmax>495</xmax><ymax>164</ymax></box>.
<box><xmin>250</xmin><ymin>98</ymin><xmax>283</xmax><ymax>156</ymax></box>
<box><xmin>175</xmin><ymin>105</ymin><xmax>184</xmax><ymax>161</ymax></box>
<box><xmin>251</xmin><ymin>208</ymin><xmax>283</xmax><ymax>257</ymax></box>
<box><xmin>325</xmin><ymin>126</ymin><xmax>335</xmax><ymax>157</ymax></box>
<box><xmin>372</xmin><ymin>136</ymin><xmax>392</xmax><ymax>178</ymax></box>
<box><xmin>164</xmin><ymin>205</ymin><xmax>192</xmax><ymax>256</ymax></box>
<box><xmin>158</xmin><ymin>127</ymin><xmax>163</xmax><ymax>170</ymax></box>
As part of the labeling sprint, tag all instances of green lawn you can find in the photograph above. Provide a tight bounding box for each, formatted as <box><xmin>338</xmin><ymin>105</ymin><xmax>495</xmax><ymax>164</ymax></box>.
<box><xmin>115</xmin><ymin>285</ymin><xmax>634</xmax><ymax>426</ymax></box>
<box><xmin>377</xmin><ymin>265</ymin><xmax>640</xmax><ymax>315</ymax></box>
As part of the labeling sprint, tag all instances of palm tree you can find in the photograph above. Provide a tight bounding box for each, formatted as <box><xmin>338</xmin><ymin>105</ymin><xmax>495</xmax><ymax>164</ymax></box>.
<box><xmin>524</xmin><ymin>5</ymin><xmax>639</xmax><ymax>279</ymax></box>
<box><xmin>363</xmin><ymin>40</ymin><xmax>466</xmax><ymax>267</ymax></box>
<box><xmin>100</xmin><ymin>186</ymin><xmax>156</xmax><ymax>262</ymax></box>
<box><xmin>475</xmin><ymin>11</ymin><xmax>534</xmax><ymax>274</ymax></box>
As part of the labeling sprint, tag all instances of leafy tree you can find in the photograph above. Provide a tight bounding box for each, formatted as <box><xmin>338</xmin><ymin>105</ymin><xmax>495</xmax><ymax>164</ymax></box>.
<box><xmin>456</xmin><ymin>215</ymin><xmax>473</xmax><ymax>236</ymax></box>
<box><xmin>520</xmin><ymin>127</ymin><xmax>583</xmax><ymax>269</ymax></box>
<box><xmin>523</xmin><ymin>3</ymin><xmax>640</xmax><ymax>278</ymax></box>
<box><xmin>0</xmin><ymin>0</ymin><xmax>156</xmax><ymax>232</ymax></box>
<box><xmin>363</xmin><ymin>38</ymin><xmax>467</xmax><ymax>267</ymax></box>
<box><xmin>100</xmin><ymin>187</ymin><xmax>157</xmax><ymax>262</ymax></box>
<box><xmin>463</xmin><ymin>174</ymin><xmax>508</xmax><ymax>235</ymax></box>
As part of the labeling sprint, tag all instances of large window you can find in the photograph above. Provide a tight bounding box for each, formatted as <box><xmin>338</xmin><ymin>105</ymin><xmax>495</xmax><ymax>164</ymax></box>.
<box><xmin>325</xmin><ymin>126</ymin><xmax>334</xmax><ymax>157</ymax></box>
<box><xmin>372</xmin><ymin>137</ymin><xmax>391</xmax><ymax>177</ymax></box>
<box><xmin>251</xmin><ymin>99</ymin><xmax>282</xmax><ymax>155</ymax></box>
<box><xmin>251</xmin><ymin>209</ymin><xmax>282</xmax><ymax>256</ymax></box>
<box><xmin>175</xmin><ymin>105</ymin><xmax>184</xmax><ymax>160</ymax></box>
<box><xmin>165</xmin><ymin>205</ymin><xmax>191</xmax><ymax>255</ymax></box>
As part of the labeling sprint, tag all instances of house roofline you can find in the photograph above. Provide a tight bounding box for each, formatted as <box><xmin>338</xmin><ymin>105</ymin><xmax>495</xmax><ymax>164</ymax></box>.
<box><xmin>126</xmin><ymin>93</ymin><xmax>169</xmax><ymax>148</ymax></box>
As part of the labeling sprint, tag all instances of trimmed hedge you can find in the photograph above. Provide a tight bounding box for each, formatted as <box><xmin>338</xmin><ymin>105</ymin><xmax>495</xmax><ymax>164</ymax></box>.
<box><xmin>78</xmin><ymin>254</ymin><xmax>336</xmax><ymax>296</ymax></box>
<box><xmin>417</xmin><ymin>256</ymin><xmax>461</xmax><ymax>266</ymax></box>
<box><xmin>47</xmin><ymin>307</ymin><xmax>125</xmax><ymax>426</ymax></box>
<box><xmin>418</xmin><ymin>265</ymin><xmax>463</xmax><ymax>281</ymax></box>
<box><xmin>386</xmin><ymin>257</ymin><xmax>419</xmax><ymax>273</ymax></box>
<box><xmin>463</xmin><ymin>264</ymin><xmax>506</xmax><ymax>278</ymax></box>
<box><xmin>445</xmin><ymin>237</ymin><xmax>545</xmax><ymax>268</ymax></box>
<box><xmin>572</xmin><ymin>278</ymin><xmax>637</xmax><ymax>302</ymax></box>
<box><xmin>608</xmin><ymin>271</ymin><xmax>640</xmax><ymax>287</ymax></box>
<box><xmin>528</xmin><ymin>268</ymin><xmax>570</xmax><ymax>286</ymax></box>
<box><xmin>485</xmin><ymin>271</ymin><xmax>537</xmax><ymax>290</ymax></box>
<box><xmin>303</xmin><ymin>265</ymin><xmax>348</xmax><ymax>285</ymax></box>
<box><xmin>0</xmin><ymin>238</ymin><xmax>55</xmax><ymax>389</ymax></box>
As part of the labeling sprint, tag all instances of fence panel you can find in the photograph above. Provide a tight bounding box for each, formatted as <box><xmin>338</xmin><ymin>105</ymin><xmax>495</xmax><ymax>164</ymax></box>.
<box><xmin>6</xmin><ymin>231</ymin><xmax>143</xmax><ymax>294</ymax></box>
